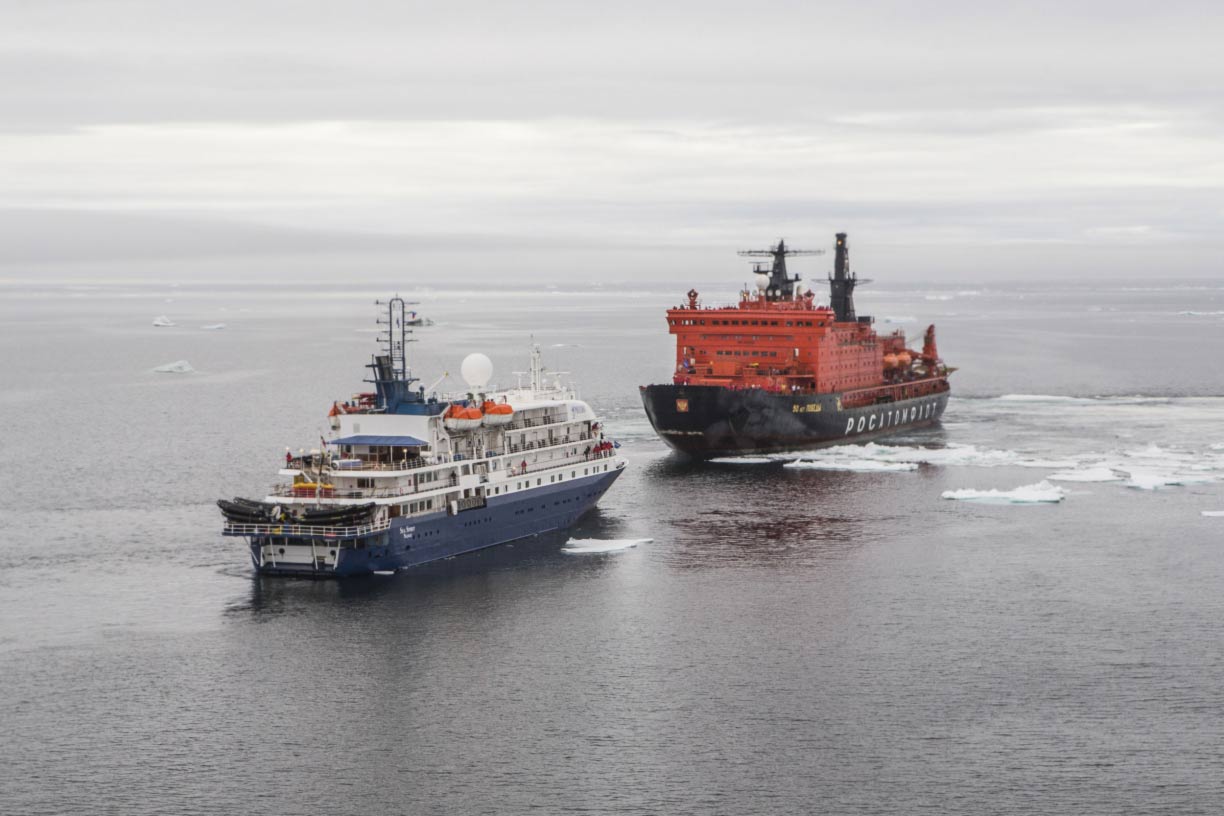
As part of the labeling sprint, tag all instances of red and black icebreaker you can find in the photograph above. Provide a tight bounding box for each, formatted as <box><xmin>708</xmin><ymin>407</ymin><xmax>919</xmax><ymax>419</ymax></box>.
<box><xmin>640</xmin><ymin>233</ymin><xmax>953</xmax><ymax>458</ymax></box>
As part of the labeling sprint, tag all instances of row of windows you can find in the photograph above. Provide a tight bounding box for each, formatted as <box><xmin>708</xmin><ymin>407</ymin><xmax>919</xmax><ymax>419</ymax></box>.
<box><xmin>672</xmin><ymin>318</ymin><xmax>826</xmax><ymax>328</ymax></box>
<box><xmin>392</xmin><ymin>498</ymin><xmax>437</xmax><ymax>517</ymax></box>
<box><xmin>714</xmin><ymin>350</ymin><xmax>779</xmax><ymax>357</ymax></box>
<box><xmin>510</xmin><ymin>464</ymin><xmax>607</xmax><ymax>493</ymax></box>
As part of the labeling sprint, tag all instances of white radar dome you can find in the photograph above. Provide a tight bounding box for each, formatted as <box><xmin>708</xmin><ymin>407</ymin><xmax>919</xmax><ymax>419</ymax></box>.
<box><xmin>461</xmin><ymin>352</ymin><xmax>494</xmax><ymax>388</ymax></box>
<box><xmin>794</xmin><ymin>283</ymin><xmax>807</xmax><ymax>297</ymax></box>
<box><xmin>755</xmin><ymin>273</ymin><xmax>770</xmax><ymax>291</ymax></box>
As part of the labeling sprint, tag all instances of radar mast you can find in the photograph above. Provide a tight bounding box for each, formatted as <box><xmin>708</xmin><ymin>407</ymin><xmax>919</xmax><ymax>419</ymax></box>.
<box><xmin>737</xmin><ymin>239</ymin><xmax>825</xmax><ymax>301</ymax></box>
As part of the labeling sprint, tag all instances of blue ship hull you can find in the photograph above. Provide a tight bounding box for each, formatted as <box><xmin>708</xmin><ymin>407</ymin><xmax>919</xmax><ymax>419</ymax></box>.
<box><xmin>248</xmin><ymin>465</ymin><xmax>624</xmax><ymax>577</ymax></box>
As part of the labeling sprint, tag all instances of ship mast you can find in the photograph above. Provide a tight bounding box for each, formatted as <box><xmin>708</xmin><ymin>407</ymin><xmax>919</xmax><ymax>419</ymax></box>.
<box><xmin>737</xmin><ymin>239</ymin><xmax>824</xmax><ymax>301</ymax></box>
<box><xmin>368</xmin><ymin>295</ymin><xmax>421</xmax><ymax>411</ymax></box>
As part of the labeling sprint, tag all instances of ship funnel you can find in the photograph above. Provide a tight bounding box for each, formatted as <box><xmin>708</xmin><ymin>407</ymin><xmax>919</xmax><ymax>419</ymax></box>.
<box><xmin>828</xmin><ymin>232</ymin><xmax>857</xmax><ymax>322</ymax></box>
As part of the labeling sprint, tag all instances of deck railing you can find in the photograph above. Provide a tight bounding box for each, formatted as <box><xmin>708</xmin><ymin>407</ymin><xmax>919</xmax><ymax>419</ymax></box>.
<box><xmin>504</xmin><ymin>414</ymin><xmax>568</xmax><ymax>431</ymax></box>
<box><xmin>221</xmin><ymin>519</ymin><xmax>391</xmax><ymax>538</ymax></box>
<box><xmin>269</xmin><ymin>476</ymin><xmax>459</xmax><ymax>500</ymax></box>
<box><xmin>508</xmin><ymin>447</ymin><xmax>618</xmax><ymax>477</ymax></box>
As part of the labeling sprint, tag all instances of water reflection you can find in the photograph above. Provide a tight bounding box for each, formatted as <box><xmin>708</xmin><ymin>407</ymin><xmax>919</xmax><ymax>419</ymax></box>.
<box><xmin>642</xmin><ymin>451</ymin><xmax>904</xmax><ymax>568</ymax></box>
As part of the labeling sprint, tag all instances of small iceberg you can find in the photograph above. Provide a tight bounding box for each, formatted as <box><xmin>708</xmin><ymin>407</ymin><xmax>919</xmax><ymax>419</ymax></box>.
<box><xmin>941</xmin><ymin>481</ymin><xmax>1066</xmax><ymax>504</ymax></box>
<box><xmin>152</xmin><ymin>315</ymin><xmax>175</xmax><ymax>327</ymax></box>
<box><xmin>1047</xmin><ymin>466</ymin><xmax>1123</xmax><ymax>483</ymax></box>
<box><xmin>784</xmin><ymin>458</ymin><xmax>917</xmax><ymax>472</ymax></box>
<box><xmin>1122</xmin><ymin>470</ymin><xmax>1214</xmax><ymax>490</ymax></box>
<box><xmin>153</xmin><ymin>360</ymin><xmax>194</xmax><ymax>374</ymax></box>
<box><xmin>1201</xmin><ymin>511</ymin><xmax>1224</xmax><ymax>517</ymax></box>
<box><xmin>562</xmin><ymin>538</ymin><xmax>652</xmax><ymax>554</ymax></box>
<box><xmin>201</xmin><ymin>323</ymin><xmax>227</xmax><ymax>330</ymax></box>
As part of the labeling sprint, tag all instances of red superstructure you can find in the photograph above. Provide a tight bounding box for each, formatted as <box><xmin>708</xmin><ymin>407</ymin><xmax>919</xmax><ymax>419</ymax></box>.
<box><xmin>667</xmin><ymin>234</ymin><xmax>948</xmax><ymax>408</ymax></box>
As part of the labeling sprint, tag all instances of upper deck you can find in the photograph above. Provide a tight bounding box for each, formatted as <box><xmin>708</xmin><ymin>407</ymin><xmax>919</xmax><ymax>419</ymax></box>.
<box><xmin>667</xmin><ymin>294</ymin><xmax>892</xmax><ymax>393</ymax></box>
<box><xmin>662</xmin><ymin>233</ymin><xmax>944</xmax><ymax>396</ymax></box>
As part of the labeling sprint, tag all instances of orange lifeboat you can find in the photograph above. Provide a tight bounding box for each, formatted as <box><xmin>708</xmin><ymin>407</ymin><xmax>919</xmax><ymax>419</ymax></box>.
<box><xmin>443</xmin><ymin>404</ymin><xmax>484</xmax><ymax>432</ymax></box>
<box><xmin>883</xmin><ymin>353</ymin><xmax>899</xmax><ymax>369</ymax></box>
<box><xmin>481</xmin><ymin>401</ymin><xmax>515</xmax><ymax>427</ymax></box>
<box><xmin>896</xmin><ymin>351</ymin><xmax>912</xmax><ymax>368</ymax></box>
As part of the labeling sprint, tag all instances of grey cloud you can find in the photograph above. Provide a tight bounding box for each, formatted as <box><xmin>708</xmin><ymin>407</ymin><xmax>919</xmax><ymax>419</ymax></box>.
<box><xmin>3</xmin><ymin>1</ymin><xmax>1221</xmax><ymax>126</ymax></box>
<box><xmin>0</xmin><ymin>1</ymin><xmax>1220</xmax><ymax>282</ymax></box>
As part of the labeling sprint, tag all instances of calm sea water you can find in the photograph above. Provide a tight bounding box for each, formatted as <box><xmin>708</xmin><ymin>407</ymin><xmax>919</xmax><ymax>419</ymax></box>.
<box><xmin>2</xmin><ymin>278</ymin><xmax>1223</xmax><ymax>815</ymax></box>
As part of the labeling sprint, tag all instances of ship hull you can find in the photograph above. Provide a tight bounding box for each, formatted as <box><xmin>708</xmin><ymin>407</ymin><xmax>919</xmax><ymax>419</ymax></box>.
<box><xmin>640</xmin><ymin>383</ymin><xmax>949</xmax><ymax>458</ymax></box>
<box><xmin>248</xmin><ymin>465</ymin><xmax>624</xmax><ymax>577</ymax></box>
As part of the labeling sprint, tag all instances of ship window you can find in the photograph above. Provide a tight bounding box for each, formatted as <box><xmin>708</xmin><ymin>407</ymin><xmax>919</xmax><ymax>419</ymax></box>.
<box><xmin>785</xmin><ymin>321</ymin><xmax>793</xmax><ymax>326</ymax></box>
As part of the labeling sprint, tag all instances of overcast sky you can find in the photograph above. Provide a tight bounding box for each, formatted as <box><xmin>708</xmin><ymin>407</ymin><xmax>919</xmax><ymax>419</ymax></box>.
<box><xmin>1</xmin><ymin>0</ymin><xmax>1221</xmax><ymax>282</ymax></box>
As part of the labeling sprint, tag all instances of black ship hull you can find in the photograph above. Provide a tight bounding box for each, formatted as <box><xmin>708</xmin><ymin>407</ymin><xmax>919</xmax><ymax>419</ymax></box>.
<box><xmin>640</xmin><ymin>383</ymin><xmax>950</xmax><ymax>458</ymax></box>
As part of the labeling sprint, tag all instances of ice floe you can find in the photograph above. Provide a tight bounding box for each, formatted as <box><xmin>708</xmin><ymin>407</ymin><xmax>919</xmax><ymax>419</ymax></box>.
<box><xmin>1048</xmin><ymin>467</ymin><xmax>1123</xmax><ymax>483</ymax></box>
<box><xmin>153</xmin><ymin>360</ymin><xmax>194</xmax><ymax>374</ymax></box>
<box><xmin>152</xmin><ymin>315</ymin><xmax>175</xmax><ymax>327</ymax></box>
<box><xmin>201</xmin><ymin>323</ymin><xmax>227</xmax><ymax>330</ymax></box>
<box><xmin>1201</xmin><ymin>511</ymin><xmax>1224</xmax><ymax>517</ymax></box>
<box><xmin>709</xmin><ymin>456</ymin><xmax>777</xmax><ymax>464</ymax></box>
<box><xmin>941</xmin><ymin>481</ymin><xmax>1066</xmax><ymax>504</ymax></box>
<box><xmin>783</xmin><ymin>442</ymin><xmax>1026</xmax><ymax>469</ymax></box>
<box><xmin>783</xmin><ymin>458</ymin><xmax>917</xmax><ymax>472</ymax></box>
<box><xmin>562</xmin><ymin>538</ymin><xmax>652</xmax><ymax>554</ymax></box>
<box><xmin>1122</xmin><ymin>470</ymin><xmax>1215</xmax><ymax>491</ymax></box>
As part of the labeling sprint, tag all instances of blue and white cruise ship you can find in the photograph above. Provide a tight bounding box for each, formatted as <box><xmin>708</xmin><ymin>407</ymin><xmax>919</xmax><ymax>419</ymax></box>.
<box><xmin>219</xmin><ymin>297</ymin><xmax>624</xmax><ymax>577</ymax></box>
